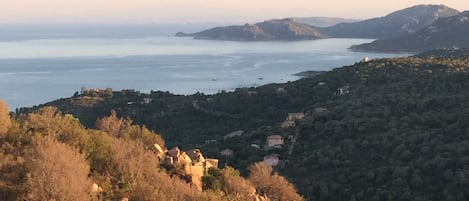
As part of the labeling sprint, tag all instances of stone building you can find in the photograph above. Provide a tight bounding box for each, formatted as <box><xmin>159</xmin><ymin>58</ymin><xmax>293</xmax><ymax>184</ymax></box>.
<box><xmin>287</xmin><ymin>113</ymin><xmax>305</xmax><ymax>121</ymax></box>
<box><xmin>266</xmin><ymin>135</ymin><xmax>284</xmax><ymax>148</ymax></box>
<box><xmin>163</xmin><ymin>147</ymin><xmax>219</xmax><ymax>191</ymax></box>
<box><xmin>263</xmin><ymin>155</ymin><xmax>280</xmax><ymax>166</ymax></box>
<box><xmin>281</xmin><ymin>120</ymin><xmax>296</xmax><ymax>129</ymax></box>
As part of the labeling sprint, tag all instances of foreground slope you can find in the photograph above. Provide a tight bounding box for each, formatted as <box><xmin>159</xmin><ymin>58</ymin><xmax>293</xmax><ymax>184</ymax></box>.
<box><xmin>22</xmin><ymin>49</ymin><xmax>469</xmax><ymax>201</ymax></box>
<box><xmin>1</xmin><ymin>102</ymin><xmax>303</xmax><ymax>201</ymax></box>
<box><xmin>320</xmin><ymin>4</ymin><xmax>459</xmax><ymax>39</ymax></box>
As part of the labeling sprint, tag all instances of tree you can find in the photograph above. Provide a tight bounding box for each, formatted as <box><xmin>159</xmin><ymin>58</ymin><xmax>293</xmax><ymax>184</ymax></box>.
<box><xmin>85</xmin><ymin>130</ymin><xmax>114</xmax><ymax>173</ymax></box>
<box><xmin>96</xmin><ymin>111</ymin><xmax>165</xmax><ymax>149</ymax></box>
<box><xmin>24</xmin><ymin>107</ymin><xmax>89</xmax><ymax>150</ymax></box>
<box><xmin>0</xmin><ymin>144</ymin><xmax>25</xmax><ymax>201</ymax></box>
<box><xmin>95</xmin><ymin>110</ymin><xmax>132</xmax><ymax>137</ymax></box>
<box><xmin>248</xmin><ymin>162</ymin><xmax>304</xmax><ymax>201</ymax></box>
<box><xmin>24</xmin><ymin>106</ymin><xmax>63</xmax><ymax>136</ymax></box>
<box><xmin>0</xmin><ymin>99</ymin><xmax>11</xmax><ymax>136</ymax></box>
<box><xmin>202</xmin><ymin>174</ymin><xmax>221</xmax><ymax>192</ymax></box>
<box><xmin>120</xmin><ymin>125</ymin><xmax>165</xmax><ymax>149</ymax></box>
<box><xmin>23</xmin><ymin>135</ymin><xmax>95</xmax><ymax>201</ymax></box>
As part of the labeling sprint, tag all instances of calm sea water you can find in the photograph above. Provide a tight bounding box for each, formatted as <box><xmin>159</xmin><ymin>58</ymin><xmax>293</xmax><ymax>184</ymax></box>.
<box><xmin>0</xmin><ymin>35</ymin><xmax>408</xmax><ymax>109</ymax></box>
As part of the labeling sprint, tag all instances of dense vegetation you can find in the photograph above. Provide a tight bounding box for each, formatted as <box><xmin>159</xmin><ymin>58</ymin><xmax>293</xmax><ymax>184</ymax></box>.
<box><xmin>0</xmin><ymin>101</ymin><xmax>303</xmax><ymax>201</ymax></box>
<box><xmin>285</xmin><ymin>50</ymin><xmax>469</xmax><ymax>201</ymax></box>
<box><xmin>20</xmin><ymin>48</ymin><xmax>469</xmax><ymax>201</ymax></box>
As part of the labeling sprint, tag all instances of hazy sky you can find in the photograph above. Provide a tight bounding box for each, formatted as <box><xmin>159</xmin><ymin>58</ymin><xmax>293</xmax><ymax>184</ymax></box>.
<box><xmin>2</xmin><ymin>0</ymin><xmax>468</xmax><ymax>24</ymax></box>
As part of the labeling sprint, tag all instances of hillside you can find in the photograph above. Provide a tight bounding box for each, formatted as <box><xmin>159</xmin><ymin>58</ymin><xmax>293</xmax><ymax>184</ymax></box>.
<box><xmin>0</xmin><ymin>101</ymin><xmax>303</xmax><ymax>201</ymax></box>
<box><xmin>19</xmin><ymin>49</ymin><xmax>469</xmax><ymax>201</ymax></box>
<box><xmin>351</xmin><ymin>11</ymin><xmax>469</xmax><ymax>53</ymax></box>
<box><xmin>295</xmin><ymin>17</ymin><xmax>358</xmax><ymax>27</ymax></box>
<box><xmin>320</xmin><ymin>4</ymin><xmax>460</xmax><ymax>39</ymax></box>
<box><xmin>176</xmin><ymin>18</ymin><xmax>326</xmax><ymax>41</ymax></box>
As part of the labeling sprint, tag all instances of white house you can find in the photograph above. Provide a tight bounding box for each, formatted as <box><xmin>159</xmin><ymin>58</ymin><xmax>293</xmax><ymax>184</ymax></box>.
<box><xmin>337</xmin><ymin>86</ymin><xmax>350</xmax><ymax>96</ymax></box>
<box><xmin>362</xmin><ymin>57</ymin><xmax>370</xmax><ymax>63</ymax></box>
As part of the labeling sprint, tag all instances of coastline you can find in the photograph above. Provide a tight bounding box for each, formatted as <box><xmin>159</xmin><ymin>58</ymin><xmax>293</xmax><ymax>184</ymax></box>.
<box><xmin>0</xmin><ymin>37</ymin><xmax>407</xmax><ymax>109</ymax></box>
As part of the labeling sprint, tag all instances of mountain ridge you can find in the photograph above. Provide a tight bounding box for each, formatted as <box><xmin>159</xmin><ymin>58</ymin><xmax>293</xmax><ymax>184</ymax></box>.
<box><xmin>176</xmin><ymin>4</ymin><xmax>460</xmax><ymax>43</ymax></box>
<box><xmin>351</xmin><ymin>11</ymin><xmax>469</xmax><ymax>53</ymax></box>
<box><xmin>318</xmin><ymin>4</ymin><xmax>460</xmax><ymax>39</ymax></box>
<box><xmin>294</xmin><ymin>17</ymin><xmax>359</xmax><ymax>27</ymax></box>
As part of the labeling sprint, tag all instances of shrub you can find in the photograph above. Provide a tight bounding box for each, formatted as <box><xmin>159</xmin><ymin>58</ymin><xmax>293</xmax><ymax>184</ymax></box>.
<box><xmin>248</xmin><ymin>162</ymin><xmax>304</xmax><ymax>201</ymax></box>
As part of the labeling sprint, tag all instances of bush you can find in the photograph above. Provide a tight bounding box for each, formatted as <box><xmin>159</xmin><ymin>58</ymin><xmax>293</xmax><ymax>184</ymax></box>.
<box><xmin>202</xmin><ymin>175</ymin><xmax>221</xmax><ymax>191</ymax></box>
<box><xmin>249</xmin><ymin>162</ymin><xmax>304</xmax><ymax>201</ymax></box>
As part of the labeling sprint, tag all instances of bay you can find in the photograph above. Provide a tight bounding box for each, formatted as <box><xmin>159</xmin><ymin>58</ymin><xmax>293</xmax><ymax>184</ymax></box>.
<box><xmin>0</xmin><ymin>36</ymin><xmax>408</xmax><ymax>109</ymax></box>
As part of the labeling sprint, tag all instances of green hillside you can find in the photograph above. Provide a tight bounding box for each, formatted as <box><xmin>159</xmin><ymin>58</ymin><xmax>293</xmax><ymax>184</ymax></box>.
<box><xmin>21</xmin><ymin>48</ymin><xmax>469</xmax><ymax>201</ymax></box>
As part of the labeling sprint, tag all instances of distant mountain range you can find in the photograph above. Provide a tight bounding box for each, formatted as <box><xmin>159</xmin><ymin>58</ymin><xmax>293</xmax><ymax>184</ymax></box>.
<box><xmin>319</xmin><ymin>4</ymin><xmax>460</xmax><ymax>39</ymax></box>
<box><xmin>176</xmin><ymin>18</ymin><xmax>326</xmax><ymax>41</ymax></box>
<box><xmin>175</xmin><ymin>4</ymin><xmax>468</xmax><ymax>53</ymax></box>
<box><xmin>294</xmin><ymin>17</ymin><xmax>359</xmax><ymax>27</ymax></box>
<box><xmin>351</xmin><ymin>11</ymin><xmax>469</xmax><ymax>52</ymax></box>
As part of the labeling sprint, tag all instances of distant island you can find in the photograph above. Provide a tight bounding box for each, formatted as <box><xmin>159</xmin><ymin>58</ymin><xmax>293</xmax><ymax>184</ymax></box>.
<box><xmin>175</xmin><ymin>18</ymin><xmax>326</xmax><ymax>41</ymax></box>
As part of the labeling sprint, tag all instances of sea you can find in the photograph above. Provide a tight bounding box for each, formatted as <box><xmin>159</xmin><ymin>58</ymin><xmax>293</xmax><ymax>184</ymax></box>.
<box><xmin>0</xmin><ymin>24</ymin><xmax>409</xmax><ymax>109</ymax></box>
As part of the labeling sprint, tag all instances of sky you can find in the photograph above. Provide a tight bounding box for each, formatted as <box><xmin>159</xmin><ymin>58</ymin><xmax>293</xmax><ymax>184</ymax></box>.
<box><xmin>1</xmin><ymin>0</ymin><xmax>469</xmax><ymax>24</ymax></box>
